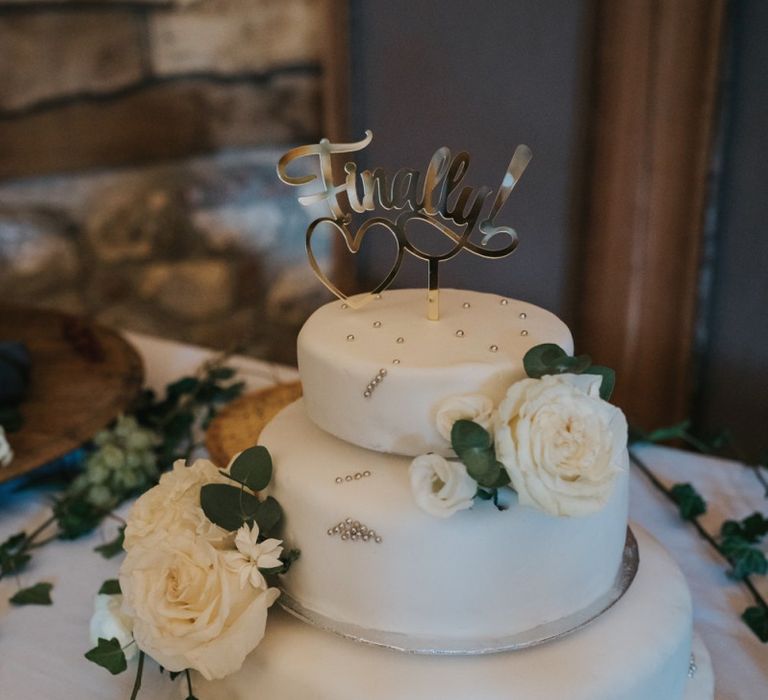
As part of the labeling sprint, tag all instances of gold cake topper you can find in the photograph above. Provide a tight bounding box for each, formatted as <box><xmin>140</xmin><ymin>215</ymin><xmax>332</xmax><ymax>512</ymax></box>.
<box><xmin>277</xmin><ymin>131</ymin><xmax>531</xmax><ymax>320</ymax></box>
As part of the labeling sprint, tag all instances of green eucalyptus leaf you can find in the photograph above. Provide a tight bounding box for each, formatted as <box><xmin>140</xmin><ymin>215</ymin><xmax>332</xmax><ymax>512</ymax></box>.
<box><xmin>209</xmin><ymin>367</ymin><xmax>237</xmax><ymax>381</ymax></box>
<box><xmin>451</xmin><ymin>420</ymin><xmax>492</xmax><ymax>454</ymax></box>
<box><xmin>94</xmin><ymin>527</ymin><xmax>125</xmax><ymax>559</ymax></box>
<box><xmin>475</xmin><ymin>488</ymin><xmax>494</xmax><ymax>500</ymax></box>
<box><xmin>583</xmin><ymin>365</ymin><xmax>616</xmax><ymax>401</ymax></box>
<box><xmin>229</xmin><ymin>446</ymin><xmax>273</xmax><ymax>491</ymax></box>
<box><xmin>10</xmin><ymin>581</ymin><xmax>53</xmax><ymax>606</ymax></box>
<box><xmin>200</xmin><ymin>483</ymin><xmax>259</xmax><ymax>531</ymax></box>
<box><xmin>98</xmin><ymin>579</ymin><xmax>121</xmax><ymax>595</ymax></box>
<box><xmin>255</xmin><ymin>496</ymin><xmax>283</xmax><ymax>537</ymax></box>
<box><xmin>523</xmin><ymin>343</ymin><xmax>568</xmax><ymax>378</ymax></box>
<box><xmin>461</xmin><ymin>447</ymin><xmax>501</xmax><ymax>487</ymax></box>
<box><xmin>492</xmin><ymin>466</ymin><xmax>511</xmax><ymax>488</ymax></box>
<box><xmin>550</xmin><ymin>353</ymin><xmax>593</xmax><ymax>374</ymax></box>
<box><xmin>644</xmin><ymin>420</ymin><xmax>692</xmax><ymax>444</ymax></box>
<box><xmin>85</xmin><ymin>637</ymin><xmax>128</xmax><ymax>675</ymax></box>
<box><xmin>670</xmin><ymin>483</ymin><xmax>707</xmax><ymax>520</ymax></box>
<box><xmin>53</xmin><ymin>497</ymin><xmax>103</xmax><ymax>539</ymax></box>
<box><xmin>742</xmin><ymin>606</ymin><xmax>768</xmax><ymax>642</ymax></box>
<box><xmin>166</xmin><ymin>377</ymin><xmax>200</xmax><ymax>400</ymax></box>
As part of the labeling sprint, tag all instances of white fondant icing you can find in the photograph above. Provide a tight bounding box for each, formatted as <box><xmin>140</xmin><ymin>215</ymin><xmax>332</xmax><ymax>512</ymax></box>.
<box><xmin>262</xmin><ymin>400</ymin><xmax>629</xmax><ymax>640</ymax></box>
<box><xmin>297</xmin><ymin>289</ymin><xmax>574</xmax><ymax>456</ymax></box>
<box><xmin>192</xmin><ymin>529</ymin><xmax>708</xmax><ymax>700</ymax></box>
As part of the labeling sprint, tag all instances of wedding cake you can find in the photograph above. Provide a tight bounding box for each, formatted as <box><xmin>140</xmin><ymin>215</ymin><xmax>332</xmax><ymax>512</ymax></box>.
<box><xmin>192</xmin><ymin>287</ymin><xmax>714</xmax><ymax>700</ymax></box>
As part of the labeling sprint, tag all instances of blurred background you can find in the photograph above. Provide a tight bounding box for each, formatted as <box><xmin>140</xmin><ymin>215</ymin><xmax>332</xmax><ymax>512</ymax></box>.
<box><xmin>0</xmin><ymin>0</ymin><xmax>765</xmax><ymax>456</ymax></box>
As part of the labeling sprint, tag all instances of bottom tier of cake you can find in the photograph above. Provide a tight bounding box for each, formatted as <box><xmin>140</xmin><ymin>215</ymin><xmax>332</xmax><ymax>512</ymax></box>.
<box><xmin>190</xmin><ymin>528</ymin><xmax>713</xmax><ymax>700</ymax></box>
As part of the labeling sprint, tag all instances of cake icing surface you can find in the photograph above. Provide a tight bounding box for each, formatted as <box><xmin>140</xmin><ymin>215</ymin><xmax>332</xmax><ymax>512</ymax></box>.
<box><xmin>191</xmin><ymin>529</ymin><xmax>708</xmax><ymax>700</ymax></box>
<box><xmin>262</xmin><ymin>398</ymin><xmax>629</xmax><ymax>640</ymax></box>
<box><xmin>297</xmin><ymin>288</ymin><xmax>573</xmax><ymax>456</ymax></box>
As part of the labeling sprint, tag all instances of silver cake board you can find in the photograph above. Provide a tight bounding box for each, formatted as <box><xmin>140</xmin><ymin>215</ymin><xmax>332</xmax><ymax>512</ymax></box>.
<box><xmin>278</xmin><ymin>526</ymin><xmax>640</xmax><ymax>656</ymax></box>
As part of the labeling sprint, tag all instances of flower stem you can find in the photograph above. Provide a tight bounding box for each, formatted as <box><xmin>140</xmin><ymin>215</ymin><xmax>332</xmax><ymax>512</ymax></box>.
<box><xmin>185</xmin><ymin>669</ymin><xmax>194</xmax><ymax>699</ymax></box>
<box><xmin>629</xmin><ymin>449</ymin><xmax>768</xmax><ymax>613</ymax></box>
<box><xmin>130</xmin><ymin>651</ymin><xmax>145</xmax><ymax>700</ymax></box>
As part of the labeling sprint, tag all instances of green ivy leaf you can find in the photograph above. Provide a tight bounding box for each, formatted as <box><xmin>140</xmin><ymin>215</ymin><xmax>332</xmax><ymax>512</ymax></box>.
<box><xmin>643</xmin><ymin>420</ymin><xmax>692</xmax><ymax>445</ymax></box>
<box><xmin>722</xmin><ymin>512</ymin><xmax>768</xmax><ymax>544</ymax></box>
<box><xmin>721</xmin><ymin>536</ymin><xmax>768</xmax><ymax>580</ymax></box>
<box><xmin>582</xmin><ymin>365</ymin><xmax>616</xmax><ymax>401</ymax></box>
<box><xmin>451</xmin><ymin>420</ymin><xmax>492</xmax><ymax>454</ymax></box>
<box><xmin>94</xmin><ymin>527</ymin><xmax>125</xmax><ymax>559</ymax></box>
<box><xmin>53</xmin><ymin>496</ymin><xmax>103</xmax><ymax>540</ymax></box>
<box><xmin>255</xmin><ymin>496</ymin><xmax>283</xmax><ymax>537</ymax></box>
<box><xmin>84</xmin><ymin>637</ymin><xmax>128</xmax><ymax>675</ymax></box>
<box><xmin>10</xmin><ymin>581</ymin><xmax>53</xmax><ymax>606</ymax></box>
<box><xmin>200</xmin><ymin>483</ymin><xmax>259</xmax><ymax>531</ymax></box>
<box><xmin>0</xmin><ymin>532</ymin><xmax>30</xmax><ymax>578</ymax></box>
<box><xmin>670</xmin><ymin>483</ymin><xmax>707</xmax><ymax>520</ymax></box>
<box><xmin>208</xmin><ymin>367</ymin><xmax>236</xmax><ymax>381</ymax></box>
<box><xmin>98</xmin><ymin>579</ymin><xmax>122</xmax><ymax>595</ymax></box>
<box><xmin>229</xmin><ymin>446</ymin><xmax>273</xmax><ymax>491</ymax></box>
<box><xmin>166</xmin><ymin>377</ymin><xmax>200</xmax><ymax>400</ymax></box>
<box><xmin>742</xmin><ymin>606</ymin><xmax>768</xmax><ymax>642</ymax></box>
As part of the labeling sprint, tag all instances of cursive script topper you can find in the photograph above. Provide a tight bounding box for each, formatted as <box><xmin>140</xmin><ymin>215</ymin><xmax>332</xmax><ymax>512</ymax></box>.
<box><xmin>276</xmin><ymin>130</ymin><xmax>531</xmax><ymax>320</ymax></box>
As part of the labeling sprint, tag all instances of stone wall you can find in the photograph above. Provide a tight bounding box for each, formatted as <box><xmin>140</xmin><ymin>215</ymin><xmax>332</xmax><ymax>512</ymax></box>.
<box><xmin>0</xmin><ymin>0</ymin><xmax>329</xmax><ymax>363</ymax></box>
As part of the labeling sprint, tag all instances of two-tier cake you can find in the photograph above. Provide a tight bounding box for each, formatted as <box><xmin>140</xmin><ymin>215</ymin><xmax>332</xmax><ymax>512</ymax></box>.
<box><xmin>192</xmin><ymin>288</ymin><xmax>714</xmax><ymax>700</ymax></box>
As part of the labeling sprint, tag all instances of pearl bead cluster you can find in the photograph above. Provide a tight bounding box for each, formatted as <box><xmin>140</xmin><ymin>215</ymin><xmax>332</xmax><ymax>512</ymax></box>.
<box><xmin>327</xmin><ymin>518</ymin><xmax>382</xmax><ymax>543</ymax></box>
<box><xmin>687</xmin><ymin>654</ymin><xmax>697</xmax><ymax>679</ymax></box>
<box><xmin>335</xmin><ymin>470</ymin><xmax>372</xmax><ymax>484</ymax></box>
<box><xmin>363</xmin><ymin>368</ymin><xmax>387</xmax><ymax>398</ymax></box>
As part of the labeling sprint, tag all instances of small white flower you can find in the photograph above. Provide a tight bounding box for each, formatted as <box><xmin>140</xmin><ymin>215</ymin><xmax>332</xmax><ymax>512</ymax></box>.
<box><xmin>0</xmin><ymin>426</ymin><xmax>13</xmax><ymax>468</ymax></box>
<box><xmin>409</xmin><ymin>453</ymin><xmax>477</xmax><ymax>518</ymax></box>
<box><xmin>89</xmin><ymin>594</ymin><xmax>136</xmax><ymax>660</ymax></box>
<box><xmin>224</xmin><ymin>523</ymin><xmax>284</xmax><ymax>590</ymax></box>
<box><xmin>434</xmin><ymin>394</ymin><xmax>494</xmax><ymax>443</ymax></box>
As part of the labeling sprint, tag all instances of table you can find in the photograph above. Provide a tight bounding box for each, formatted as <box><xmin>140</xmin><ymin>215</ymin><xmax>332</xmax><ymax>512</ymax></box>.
<box><xmin>0</xmin><ymin>332</ymin><xmax>765</xmax><ymax>699</ymax></box>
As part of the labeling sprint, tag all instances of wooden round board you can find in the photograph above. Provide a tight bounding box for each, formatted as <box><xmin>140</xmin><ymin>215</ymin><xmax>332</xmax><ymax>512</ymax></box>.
<box><xmin>0</xmin><ymin>306</ymin><xmax>144</xmax><ymax>483</ymax></box>
<box><xmin>205</xmin><ymin>381</ymin><xmax>303</xmax><ymax>467</ymax></box>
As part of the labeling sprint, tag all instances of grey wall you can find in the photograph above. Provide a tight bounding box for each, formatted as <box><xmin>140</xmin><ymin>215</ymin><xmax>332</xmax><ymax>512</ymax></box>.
<box><xmin>347</xmin><ymin>0</ymin><xmax>591</xmax><ymax>324</ymax></box>
<box><xmin>696</xmin><ymin>0</ymin><xmax>768</xmax><ymax>458</ymax></box>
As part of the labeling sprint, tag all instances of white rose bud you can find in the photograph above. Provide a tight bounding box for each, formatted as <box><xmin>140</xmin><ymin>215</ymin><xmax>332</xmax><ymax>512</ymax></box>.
<box><xmin>409</xmin><ymin>453</ymin><xmax>477</xmax><ymax>518</ymax></box>
<box><xmin>89</xmin><ymin>594</ymin><xmax>136</xmax><ymax>660</ymax></box>
<box><xmin>119</xmin><ymin>530</ymin><xmax>279</xmax><ymax>680</ymax></box>
<box><xmin>494</xmin><ymin>373</ymin><xmax>627</xmax><ymax>517</ymax></box>
<box><xmin>434</xmin><ymin>394</ymin><xmax>494</xmax><ymax>443</ymax></box>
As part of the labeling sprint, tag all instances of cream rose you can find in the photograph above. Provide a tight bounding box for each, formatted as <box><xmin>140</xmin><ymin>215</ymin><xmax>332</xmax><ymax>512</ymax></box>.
<box><xmin>89</xmin><ymin>593</ymin><xmax>136</xmax><ymax>660</ymax></box>
<box><xmin>434</xmin><ymin>394</ymin><xmax>494</xmax><ymax>443</ymax></box>
<box><xmin>119</xmin><ymin>529</ymin><xmax>279</xmax><ymax>680</ymax></box>
<box><xmin>124</xmin><ymin>458</ymin><xmax>231</xmax><ymax>550</ymax></box>
<box><xmin>494</xmin><ymin>373</ymin><xmax>627</xmax><ymax>517</ymax></box>
<box><xmin>0</xmin><ymin>426</ymin><xmax>13</xmax><ymax>468</ymax></box>
<box><xmin>409</xmin><ymin>453</ymin><xmax>477</xmax><ymax>518</ymax></box>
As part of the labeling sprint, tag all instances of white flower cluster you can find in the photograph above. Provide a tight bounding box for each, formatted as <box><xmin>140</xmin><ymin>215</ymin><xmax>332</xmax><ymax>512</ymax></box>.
<box><xmin>71</xmin><ymin>416</ymin><xmax>159</xmax><ymax>509</ymax></box>
<box><xmin>91</xmin><ymin>458</ymin><xmax>281</xmax><ymax>681</ymax></box>
<box><xmin>410</xmin><ymin>375</ymin><xmax>627</xmax><ymax>519</ymax></box>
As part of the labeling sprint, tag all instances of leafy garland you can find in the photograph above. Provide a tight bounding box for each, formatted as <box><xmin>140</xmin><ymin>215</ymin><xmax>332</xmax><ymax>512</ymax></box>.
<box><xmin>0</xmin><ymin>354</ymin><xmax>246</xmax><ymax>605</ymax></box>
<box><xmin>629</xmin><ymin>423</ymin><xmax>768</xmax><ymax>643</ymax></box>
<box><xmin>83</xmin><ymin>446</ymin><xmax>299</xmax><ymax>700</ymax></box>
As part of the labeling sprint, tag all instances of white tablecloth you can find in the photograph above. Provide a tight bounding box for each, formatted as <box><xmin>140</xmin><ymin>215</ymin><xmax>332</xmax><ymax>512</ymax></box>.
<box><xmin>0</xmin><ymin>333</ymin><xmax>765</xmax><ymax>699</ymax></box>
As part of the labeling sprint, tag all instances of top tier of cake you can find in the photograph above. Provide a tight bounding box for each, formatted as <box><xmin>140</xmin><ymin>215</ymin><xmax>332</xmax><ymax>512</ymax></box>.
<box><xmin>297</xmin><ymin>288</ymin><xmax>573</xmax><ymax>456</ymax></box>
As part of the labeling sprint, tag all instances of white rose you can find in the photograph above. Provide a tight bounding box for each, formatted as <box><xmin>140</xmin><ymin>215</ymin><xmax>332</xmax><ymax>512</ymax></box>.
<box><xmin>0</xmin><ymin>426</ymin><xmax>13</xmax><ymax>468</ymax></box>
<box><xmin>119</xmin><ymin>529</ymin><xmax>279</xmax><ymax>680</ymax></box>
<box><xmin>409</xmin><ymin>453</ymin><xmax>477</xmax><ymax>518</ymax></box>
<box><xmin>434</xmin><ymin>394</ymin><xmax>494</xmax><ymax>443</ymax></box>
<box><xmin>494</xmin><ymin>373</ymin><xmax>627</xmax><ymax>517</ymax></box>
<box><xmin>89</xmin><ymin>594</ymin><xmax>136</xmax><ymax>660</ymax></box>
<box><xmin>124</xmin><ymin>458</ymin><xmax>231</xmax><ymax>550</ymax></box>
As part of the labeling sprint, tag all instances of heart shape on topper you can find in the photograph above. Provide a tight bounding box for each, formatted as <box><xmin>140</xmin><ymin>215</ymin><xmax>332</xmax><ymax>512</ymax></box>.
<box><xmin>306</xmin><ymin>217</ymin><xmax>405</xmax><ymax>309</ymax></box>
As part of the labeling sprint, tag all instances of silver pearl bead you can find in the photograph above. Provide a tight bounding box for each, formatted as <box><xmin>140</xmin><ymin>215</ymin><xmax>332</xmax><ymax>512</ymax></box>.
<box><xmin>489</xmin><ymin>344</ymin><xmax>499</xmax><ymax>352</ymax></box>
<box><xmin>373</xmin><ymin>321</ymin><xmax>382</xmax><ymax>328</ymax></box>
<box><xmin>363</xmin><ymin>390</ymin><xmax>371</xmax><ymax>398</ymax></box>
<box><xmin>346</xmin><ymin>334</ymin><xmax>355</xmax><ymax>341</ymax></box>
<box><xmin>374</xmin><ymin>293</ymin><xmax>382</xmax><ymax>299</ymax></box>
<box><xmin>375</xmin><ymin>536</ymin><xmax>383</xmax><ymax>543</ymax></box>
<box><xmin>362</xmin><ymin>535</ymin><xmax>370</xmax><ymax>542</ymax></box>
<box><xmin>363</xmin><ymin>470</ymin><xmax>371</xmax><ymax>477</ymax></box>
<box><xmin>519</xmin><ymin>312</ymin><xmax>527</xmax><ymax>319</ymax></box>
<box><xmin>500</xmin><ymin>298</ymin><xmax>509</xmax><ymax>305</ymax></box>
<box><xmin>462</xmin><ymin>302</ymin><xmax>471</xmax><ymax>308</ymax></box>
<box><xmin>396</xmin><ymin>337</ymin><xmax>404</xmax><ymax>344</ymax></box>
<box><xmin>345</xmin><ymin>475</ymin><xmax>353</xmax><ymax>482</ymax></box>
<box><xmin>455</xmin><ymin>329</ymin><xmax>465</xmax><ymax>337</ymax></box>
<box><xmin>327</xmin><ymin>528</ymin><xmax>334</xmax><ymax>536</ymax></box>
<box><xmin>341</xmin><ymin>534</ymin><xmax>349</xmax><ymax>541</ymax></box>
<box><xmin>341</xmin><ymin>303</ymin><xmax>348</xmax><ymax>309</ymax></box>
<box><xmin>392</xmin><ymin>359</ymin><xmax>400</xmax><ymax>365</ymax></box>
<box><xmin>521</xmin><ymin>330</ymin><xmax>529</xmax><ymax>336</ymax></box>
<box><xmin>354</xmin><ymin>472</ymin><xmax>362</xmax><ymax>480</ymax></box>
<box><xmin>335</xmin><ymin>477</ymin><xmax>343</xmax><ymax>484</ymax></box>
<box><xmin>379</xmin><ymin>368</ymin><xmax>387</xmax><ymax>376</ymax></box>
